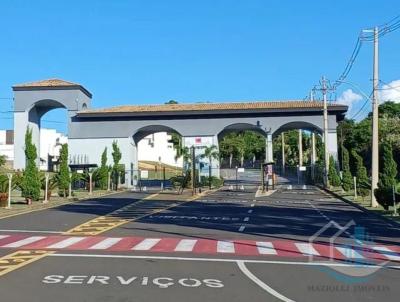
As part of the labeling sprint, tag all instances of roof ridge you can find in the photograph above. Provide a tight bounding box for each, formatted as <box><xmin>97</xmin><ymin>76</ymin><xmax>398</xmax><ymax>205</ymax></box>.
<box><xmin>13</xmin><ymin>78</ymin><xmax>82</xmax><ymax>88</ymax></box>
<box><xmin>79</xmin><ymin>100</ymin><xmax>346</xmax><ymax>115</ymax></box>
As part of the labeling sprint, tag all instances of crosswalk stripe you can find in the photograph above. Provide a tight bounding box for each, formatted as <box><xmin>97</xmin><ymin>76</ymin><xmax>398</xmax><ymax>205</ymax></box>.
<box><xmin>217</xmin><ymin>241</ymin><xmax>235</xmax><ymax>253</ymax></box>
<box><xmin>46</xmin><ymin>237</ymin><xmax>86</xmax><ymax>249</ymax></box>
<box><xmin>372</xmin><ymin>246</ymin><xmax>400</xmax><ymax>261</ymax></box>
<box><xmin>89</xmin><ymin>238</ymin><xmax>122</xmax><ymax>250</ymax></box>
<box><xmin>295</xmin><ymin>243</ymin><xmax>320</xmax><ymax>256</ymax></box>
<box><xmin>174</xmin><ymin>239</ymin><xmax>197</xmax><ymax>252</ymax></box>
<box><xmin>256</xmin><ymin>242</ymin><xmax>277</xmax><ymax>255</ymax></box>
<box><xmin>335</xmin><ymin>246</ymin><xmax>364</xmax><ymax>259</ymax></box>
<box><xmin>2</xmin><ymin>236</ymin><xmax>46</xmax><ymax>248</ymax></box>
<box><xmin>0</xmin><ymin>235</ymin><xmax>9</xmax><ymax>240</ymax></box>
<box><xmin>132</xmin><ymin>238</ymin><xmax>161</xmax><ymax>251</ymax></box>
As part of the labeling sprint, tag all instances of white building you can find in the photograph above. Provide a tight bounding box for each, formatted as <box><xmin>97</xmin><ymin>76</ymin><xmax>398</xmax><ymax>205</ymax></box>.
<box><xmin>39</xmin><ymin>128</ymin><xmax>68</xmax><ymax>171</ymax></box>
<box><xmin>0</xmin><ymin>128</ymin><xmax>67</xmax><ymax>171</ymax></box>
<box><xmin>0</xmin><ymin>130</ymin><xmax>14</xmax><ymax>168</ymax></box>
<box><xmin>137</xmin><ymin>132</ymin><xmax>182</xmax><ymax>167</ymax></box>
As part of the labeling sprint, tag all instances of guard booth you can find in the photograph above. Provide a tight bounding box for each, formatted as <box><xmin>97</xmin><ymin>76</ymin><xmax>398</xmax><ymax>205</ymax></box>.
<box><xmin>261</xmin><ymin>162</ymin><xmax>275</xmax><ymax>192</ymax></box>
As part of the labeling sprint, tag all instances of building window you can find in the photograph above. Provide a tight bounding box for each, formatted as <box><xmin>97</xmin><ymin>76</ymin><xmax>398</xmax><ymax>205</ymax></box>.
<box><xmin>6</xmin><ymin>130</ymin><xmax>14</xmax><ymax>145</ymax></box>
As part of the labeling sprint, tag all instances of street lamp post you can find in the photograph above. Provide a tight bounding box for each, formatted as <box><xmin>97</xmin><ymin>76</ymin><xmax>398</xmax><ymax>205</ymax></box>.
<box><xmin>6</xmin><ymin>173</ymin><xmax>12</xmax><ymax>209</ymax></box>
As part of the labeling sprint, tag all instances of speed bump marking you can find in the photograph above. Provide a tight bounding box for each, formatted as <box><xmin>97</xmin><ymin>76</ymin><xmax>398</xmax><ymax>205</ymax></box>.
<box><xmin>0</xmin><ymin>250</ymin><xmax>54</xmax><ymax>277</ymax></box>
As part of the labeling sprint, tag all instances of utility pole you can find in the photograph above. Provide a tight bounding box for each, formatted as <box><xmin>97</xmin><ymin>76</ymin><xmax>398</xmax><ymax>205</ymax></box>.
<box><xmin>371</xmin><ymin>26</ymin><xmax>379</xmax><ymax>208</ymax></box>
<box><xmin>322</xmin><ymin>76</ymin><xmax>329</xmax><ymax>187</ymax></box>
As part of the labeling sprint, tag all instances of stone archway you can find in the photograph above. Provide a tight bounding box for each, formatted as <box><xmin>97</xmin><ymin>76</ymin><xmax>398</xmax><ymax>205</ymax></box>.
<box><xmin>13</xmin><ymin>79</ymin><xmax>92</xmax><ymax>170</ymax></box>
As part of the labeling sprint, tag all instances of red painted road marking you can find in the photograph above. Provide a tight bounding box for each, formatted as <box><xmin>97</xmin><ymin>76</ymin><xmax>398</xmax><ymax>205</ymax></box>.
<box><xmin>0</xmin><ymin>233</ymin><xmax>399</xmax><ymax>261</ymax></box>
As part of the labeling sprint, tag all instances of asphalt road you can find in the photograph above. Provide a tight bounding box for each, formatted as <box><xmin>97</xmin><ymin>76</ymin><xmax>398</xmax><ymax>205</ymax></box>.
<box><xmin>0</xmin><ymin>184</ymin><xmax>399</xmax><ymax>302</ymax></box>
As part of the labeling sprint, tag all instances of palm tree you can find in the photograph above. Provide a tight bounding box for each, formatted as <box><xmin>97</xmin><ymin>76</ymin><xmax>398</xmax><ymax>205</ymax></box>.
<box><xmin>201</xmin><ymin>145</ymin><xmax>219</xmax><ymax>189</ymax></box>
<box><xmin>176</xmin><ymin>146</ymin><xmax>191</xmax><ymax>172</ymax></box>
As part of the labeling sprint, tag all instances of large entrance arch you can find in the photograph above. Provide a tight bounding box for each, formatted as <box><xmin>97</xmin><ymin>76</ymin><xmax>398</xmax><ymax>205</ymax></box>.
<box><xmin>12</xmin><ymin>80</ymin><xmax>347</xmax><ymax>188</ymax></box>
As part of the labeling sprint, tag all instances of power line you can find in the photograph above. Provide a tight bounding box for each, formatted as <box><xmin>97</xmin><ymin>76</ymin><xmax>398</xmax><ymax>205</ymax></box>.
<box><xmin>308</xmin><ymin>14</ymin><xmax>400</xmax><ymax>98</ymax></box>
<box><xmin>348</xmin><ymin>91</ymin><xmax>373</xmax><ymax>120</ymax></box>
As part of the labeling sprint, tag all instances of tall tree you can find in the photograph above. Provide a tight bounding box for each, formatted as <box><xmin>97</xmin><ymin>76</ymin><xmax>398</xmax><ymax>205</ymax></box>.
<box><xmin>352</xmin><ymin>150</ymin><xmax>370</xmax><ymax>198</ymax></box>
<box><xmin>97</xmin><ymin>147</ymin><xmax>109</xmax><ymax>190</ymax></box>
<box><xmin>58</xmin><ymin>144</ymin><xmax>70</xmax><ymax>197</ymax></box>
<box><xmin>112</xmin><ymin>141</ymin><xmax>122</xmax><ymax>190</ymax></box>
<box><xmin>378</xmin><ymin>142</ymin><xmax>397</xmax><ymax>189</ymax></box>
<box><xmin>341</xmin><ymin>147</ymin><xmax>353</xmax><ymax>191</ymax></box>
<box><xmin>0</xmin><ymin>155</ymin><xmax>5</xmax><ymax>168</ymax></box>
<box><xmin>21</xmin><ymin>128</ymin><xmax>41</xmax><ymax>201</ymax></box>
<box><xmin>328</xmin><ymin>155</ymin><xmax>341</xmax><ymax>187</ymax></box>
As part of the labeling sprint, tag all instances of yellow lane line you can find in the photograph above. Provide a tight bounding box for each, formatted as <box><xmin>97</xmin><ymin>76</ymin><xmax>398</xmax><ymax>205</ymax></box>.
<box><xmin>0</xmin><ymin>250</ymin><xmax>54</xmax><ymax>277</ymax></box>
<box><xmin>64</xmin><ymin>193</ymin><xmax>161</xmax><ymax>236</ymax></box>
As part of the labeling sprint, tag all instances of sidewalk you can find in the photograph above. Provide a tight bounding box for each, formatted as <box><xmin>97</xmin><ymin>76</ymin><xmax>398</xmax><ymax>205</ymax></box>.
<box><xmin>323</xmin><ymin>186</ymin><xmax>400</xmax><ymax>225</ymax></box>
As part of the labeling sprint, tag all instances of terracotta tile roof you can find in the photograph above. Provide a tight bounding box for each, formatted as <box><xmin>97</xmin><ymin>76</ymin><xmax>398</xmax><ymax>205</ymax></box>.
<box><xmin>13</xmin><ymin>78</ymin><xmax>92</xmax><ymax>97</ymax></box>
<box><xmin>13</xmin><ymin>78</ymin><xmax>81</xmax><ymax>88</ymax></box>
<box><xmin>79</xmin><ymin>101</ymin><xmax>346</xmax><ymax>115</ymax></box>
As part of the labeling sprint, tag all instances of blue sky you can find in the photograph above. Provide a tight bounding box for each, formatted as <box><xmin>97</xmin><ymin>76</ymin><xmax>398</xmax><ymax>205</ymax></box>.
<box><xmin>0</xmin><ymin>0</ymin><xmax>399</xmax><ymax>133</ymax></box>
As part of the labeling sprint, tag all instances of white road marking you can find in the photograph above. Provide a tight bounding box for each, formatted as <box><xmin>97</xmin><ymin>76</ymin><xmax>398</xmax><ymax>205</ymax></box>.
<box><xmin>217</xmin><ymin>241</ymin><xmax>235</xmax><ymax>253</ymax></box>
<box><xmin>89</xmin><ymin>238</ymin><xmax>122</xmax><ymax>250</ymax></box>
<box><xmin>0</xmin><ymin>229</ymin><xmax>63</xmax><ymax>234</ymax></box>
<box><xmin>132</xmin><ymin>238</ymin><xmax>161</xmax><ymax>250</ymax></box>
<box><xmin>51</xmin><ymin>253</ymin><xmax>400</xmax><ymax>269</ymax></box>
<box><xmin>2</xmin><ymin>236</ymin><xmax>46</xmax><ymax>248</ymax></box>
<box><xmin>174</xmin><ymin>239</ymin><xmax>197</xmax><ymax>252</ymax></box>
<box><xmin>372</xmin><ymin>246</ymin><xmax>400</xmax><ymax>261</ymax></box>
<box><xmin>239</xmin><ymin>226</ymin><xmax>246</xmax><ymax>232</ymax></box>
<box><xmin>295</xmin><ymin>243</ymin><xmax>320</xmax><ymax>256</ymax></box>
<box><xmin>256</xmin><ymin>242</ymin><xmax>277</xmax><ymax>255</ymax></box>
<box><xmin>0</xmin><ymin>235</ymin><xmax>9</xmax><ymax>240</ymax></box>
<box><xmin>335</xmin><ymin>246</ymin><xmax>364</xmax><ymax>259</ymax></box>
<box><xmin>243</xmin><ymin>217</ymin><xmax>250</xmax><ymax>222</ymax></box>
<box><xmin>237</xmin><ymin>260</ymin><xmax>296</xmax><ymax>302</ymax></box>
<box><xmin>247</xmin><ymin>209</ymin><xmax>253</xmax><ymax>214</ymax></box>
<box><xmin>47</xmin><ymin>237</ymin><xmax>86</xmax><ymax>249</ymax></box>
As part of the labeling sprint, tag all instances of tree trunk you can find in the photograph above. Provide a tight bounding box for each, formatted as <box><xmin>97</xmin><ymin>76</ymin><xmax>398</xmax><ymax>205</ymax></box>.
<box><xmin>229</xmin><ymin>153</ymin><xmax>233</xmax><ymax>168</ymax></box>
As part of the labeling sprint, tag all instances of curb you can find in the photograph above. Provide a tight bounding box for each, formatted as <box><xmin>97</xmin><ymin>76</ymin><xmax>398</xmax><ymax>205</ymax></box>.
<box><xmin>318</xmin><ymin>185</ymin><xmax>400</xmax><ymax>228</ymax></box>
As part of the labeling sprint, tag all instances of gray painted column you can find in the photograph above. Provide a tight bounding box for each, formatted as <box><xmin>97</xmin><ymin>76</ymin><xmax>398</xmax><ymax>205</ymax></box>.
<box><xmin>265</xmin><ymin>134</ymin><xmax>273</xmax><ymax>163</ymax></box>
<box><xmin>281</xmin><ymin>133</ymin><xmax>285</xmax><ymax>175</ymax></box>
<box><xmin>327</xmin><ymin>130</ymin><xmax>338</xmax><ymax>163</ymax></box>
<box><xmin>13</xmin><ymin>111</ymin><xmax>28</xmax><ymax>170</ymax></box>
<box><xmin>298</xmin><ymin>129</ymin><xmax>303</xmax><ymax>166</ymax></box>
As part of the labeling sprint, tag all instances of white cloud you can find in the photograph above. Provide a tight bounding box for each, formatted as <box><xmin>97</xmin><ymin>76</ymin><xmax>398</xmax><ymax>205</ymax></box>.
<box><xmin>337</xmin><ymin>89</ymin><xmax>363</xmax><ymax>116</ymax></box>
<box><xmin>380</xmin><ymin>79</ymin><xmax>400</xmax><ymax>104</ymax></box>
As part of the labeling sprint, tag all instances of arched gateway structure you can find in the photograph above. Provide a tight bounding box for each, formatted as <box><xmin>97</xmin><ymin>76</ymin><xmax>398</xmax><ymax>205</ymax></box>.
<box><xmin>13</xmin><ymin>79</ymin><xmax>347</xmax><ymax>187</ymax></box>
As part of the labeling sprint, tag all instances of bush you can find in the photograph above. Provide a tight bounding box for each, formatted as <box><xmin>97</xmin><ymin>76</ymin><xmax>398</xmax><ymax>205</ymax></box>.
<box><xmin>199</xmin><ymin>176</ymin><xmax>224</xmax><ymax>188</ymax></box>
<box><xmin>374</xmin><ymin>187</ymin><xmax>400</xmax><ymax>210</ymax></box>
